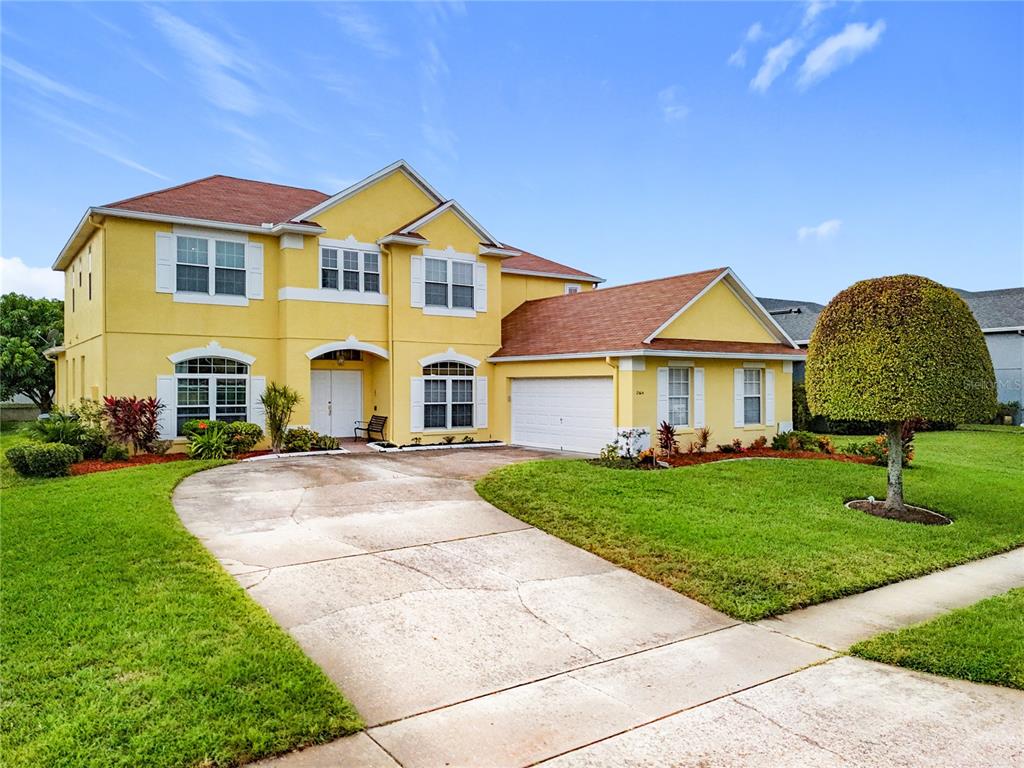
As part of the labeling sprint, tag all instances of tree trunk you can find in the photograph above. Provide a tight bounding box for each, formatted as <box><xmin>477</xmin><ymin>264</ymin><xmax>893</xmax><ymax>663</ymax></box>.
<box><xmin>885</xmin><ymin>421</ymin><xmax>906</xmax><ymax>512</ymax></box>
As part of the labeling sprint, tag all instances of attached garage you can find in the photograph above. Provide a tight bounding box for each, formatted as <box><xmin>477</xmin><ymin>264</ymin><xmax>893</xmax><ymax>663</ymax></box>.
<box><xmin>510</xmin><ymin>377</ymin><xmax>615</xmax><ymax>454</ymax></box>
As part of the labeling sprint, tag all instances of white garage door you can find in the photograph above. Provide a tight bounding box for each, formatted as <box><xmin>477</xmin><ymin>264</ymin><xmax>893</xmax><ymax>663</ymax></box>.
<box><xmin>511</xmin><ymin>377</ymin><xmax>615</xmax><ymax>454</ymax></box>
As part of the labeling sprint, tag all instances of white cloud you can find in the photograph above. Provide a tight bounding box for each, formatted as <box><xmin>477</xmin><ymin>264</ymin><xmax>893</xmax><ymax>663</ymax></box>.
<box><xmin>797</xmin><ymin>219</ymin><xmax>842</xmax><ymax>241</ymax></box>
<box><xmin>802</xmin><ymin>1</ymin><xmax>835</xmax><ymax>29</ymax></box>
<box><xmin>148</xmin><ymin>6</ymin><xmax>262</xmax><ymax>115</ymax></box>
<box><xmin>750</xmin><ymin>38</ymin><xmax>801</xmax><ymax>92</ymax></box>
<box><xmin>798</xmin><ymin>21</ymin><xmax>886</xmax><ymax>89</ymax></box>
<box><xmin>657</xmin><ymin>86</ymin><xmax>690</xmax><ymax>123</ymax></box>
<box><xmin>0</xmin><ymin>257</ymin><xmax>63</xmax><ymax>299</ymax></box>
<box><xmin>727</xmin><ymin>22</ymin><xmax>764</xmax><ymax>67</ymax></box>
<box><xmin>326</xmin><ymin>5</ymin><xmax>398</xmax><ymax>58</ymax></box>
<box><xmin>2</xmin><ymin>56</ymin><xmax>109</xmax><ymax>109</ymax></box>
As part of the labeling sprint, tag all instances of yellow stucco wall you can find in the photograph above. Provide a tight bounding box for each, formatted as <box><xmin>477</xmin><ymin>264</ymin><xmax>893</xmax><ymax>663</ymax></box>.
<box><xmin>656</xmin><ymin>279</ymin><xmax>777</xmax><ymax>343</ymax></box>
<box><xmin>500</xmin><ymin>272</ymin><xmax>595</xmax><ymax>316</ymax></box>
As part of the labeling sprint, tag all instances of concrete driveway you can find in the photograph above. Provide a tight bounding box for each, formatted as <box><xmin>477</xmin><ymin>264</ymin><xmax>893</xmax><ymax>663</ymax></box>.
<box><xmin>174</xmin><ymin>449</ymin><xmax>1023</xmax><ymax>768</ymax></box>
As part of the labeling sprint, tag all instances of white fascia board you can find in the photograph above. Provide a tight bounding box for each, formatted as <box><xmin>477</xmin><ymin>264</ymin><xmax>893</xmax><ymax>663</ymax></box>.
<box><xmin>89</xmin><ymin>207</ymin><xmax>323</xmax><ymax>235</ymax></box>
<box><xmin>500</xmin><ymin>267</ymin><xmax>604</xmax><ymax>283</ymax></box>
<box><xmin>43</xmin><ymin>345</ymin><xmax>66</xmax><ymax>360</ymax></box>
<box><xmin>480</xmin><ymin>246</ymin><xmax>521</xmax><ymax>258</ymax></box>
<box><xmin>53</xmin><ymin>209</ymin><xmax>100</xmax><ymax>270</ymax></box>
<box><xmin>400</xmin><ymin>199</ymin><xmax>501</xmax><ymax>247</ymax></box>
<box><xmin>489</xmin><ymin>348</ymin><xmax>808</xmax><ymax>363</ymax></box>
<box><xmin>294</xmin><ymin>160</ymin><xmax>445</xmax><ymax>222</ymax></box>
<box><xmin>982</xmin><ymin>326</ymin><xmax>1024</xmax><ymax>333</ymax></box>
<box><xmin>377</xmin><ymin>234</ymin><xmax>429</xmax><ymax>246</ymax></box>
<box><xmin>641</xmin><ymin>268</ymin><xmax>799</xmax><ymax>348</ymax></box>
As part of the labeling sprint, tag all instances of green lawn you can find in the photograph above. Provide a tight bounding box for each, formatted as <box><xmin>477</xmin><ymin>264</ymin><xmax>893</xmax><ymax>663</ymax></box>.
<box><xmin>1</xmin><ymin>426</ymin><xmax>361</xmax><ymax>767</ymax></box>
<box><xmin>477</xmin><ymin>431</ymin><xmax>1023</xmax><ymax>621</ymax></box>
<box><xmin>851</xmin><ymin>589</ymin><xmax>1024</xmax><ymax>689</ymax></box>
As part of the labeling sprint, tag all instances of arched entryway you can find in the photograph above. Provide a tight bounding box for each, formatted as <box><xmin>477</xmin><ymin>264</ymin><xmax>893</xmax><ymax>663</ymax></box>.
<box><xmin>305</xmin><ymin>337</ymin><xmax>389</xmax><ymax>439</ymax></box>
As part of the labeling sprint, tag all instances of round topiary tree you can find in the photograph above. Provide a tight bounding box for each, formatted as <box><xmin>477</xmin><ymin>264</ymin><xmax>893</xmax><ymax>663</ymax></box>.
<box><xmin>806</xmin><ymin>275</ymin><xmax>995</xmax><ymax>512</ymax></box>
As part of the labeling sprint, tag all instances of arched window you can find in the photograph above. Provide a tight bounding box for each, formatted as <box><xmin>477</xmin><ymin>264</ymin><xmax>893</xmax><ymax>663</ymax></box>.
<box><xmin>174</xmin><ymin>356</ymin><xmax>250</xmax><ymax>434</ymax></box>
<box><xmin>423</xmin><ymin>361</ymin><xmax>474</xmax><ymax>429</ymax></box>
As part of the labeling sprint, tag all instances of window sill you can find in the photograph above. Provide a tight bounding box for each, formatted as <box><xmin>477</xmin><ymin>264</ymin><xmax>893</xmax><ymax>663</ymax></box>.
<box><xmin>423</xmin><ymin>305</ymin><xmax>477</xmax><ymax>318</ymax></box>
<box><xmin>173</xmin><ymin>292</ymin><xmax>249</xmax><ymax>307</ymax></box>
<box><xmin>278</xmin><ymin>287</ymin><xmax>388</xmax><ymax>305</ymax></box>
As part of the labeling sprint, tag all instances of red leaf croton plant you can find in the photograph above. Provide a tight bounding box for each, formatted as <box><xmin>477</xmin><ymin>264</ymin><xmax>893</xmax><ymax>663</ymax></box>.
<box><xmin>102</xmin><ymin>395</ymin><xmax>165</xmax><ymax>455</ymax></box>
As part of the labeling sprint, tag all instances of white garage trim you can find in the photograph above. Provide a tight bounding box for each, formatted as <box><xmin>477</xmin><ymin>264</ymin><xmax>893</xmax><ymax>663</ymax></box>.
<box><xmin>511</xmin><ymin>377</ymin><xmax>615</xmax><ymax>454</ymax></box>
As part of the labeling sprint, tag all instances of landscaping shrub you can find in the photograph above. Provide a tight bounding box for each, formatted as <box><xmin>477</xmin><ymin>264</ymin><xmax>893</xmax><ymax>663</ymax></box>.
<box><xmin>262</xmin><ymin>383</ymin><xmax>300</xmax><ymax>453</ymax></box>
<box><xmin>78</xmin><ymin>426</ymin><xmax>110</xmax><ymax>460</ymax></box>
<box><xmin>70</xmin><ymin>398</ymin><xmax>107</xmax><ymax>430</ymax></box>
<box><xmin>657</xmin><ymin>421</ymin><xmax>678</xmax><ymax>455</ymax></box>
<box><xmin>715</xmin><ymin>442</ymin><xmax>743</xmax><ymax>454</ymax></box>
<box><xmin>6</xmin><ymin>442</ymin><xmax>83</xmax><ymax>477</ymax></box>
<box><xmin>25</xmin><ymin>410</ymin><xmax>85</xmax><ymax>445</ymax></box>
<box><xmin>225</xmin><ymin>421</ymin><xmax>263</xmax><ymax>453</ymax></box>
<box><xmin>148</xmin><ymin>439</ymin><xmax>173</xmax><ymax>455</ymax></box>
<box><xmin>442</xmin><ymin>435</ymin><xmax>455</xmax><ymax>444</ymax></box>
<box><xmin>694</xmin><ymin>427</ymin><xmax>711</xmax><ymax>453</ymax></box>
<box><xmin>103</xmin><ymin>396</ymin><xmax>164</xmax><ymax>454</ymax></box>
<box><xmin>995</xmin><ymin>401</ymin><xmax>1021</xmax><ymax>424</ymax></box>
<box><xmin>842</xmin><ymin>428</ymin><xmax>914</xmax><ymax>468</ymax></box>
<box><xmin>461</xmin><ymin>435</ymin><xmax>475</xmax><ymax>443</ymax></box>
<box><xmin>748</xmin><ymin>435</ymin><xmax>768</xmax><ymax>450</ymax></box>
<box><xmin>771</xmin><ymin>430</ymin><xmax>820</xmax><ymax>452</ymax></box>
<box><xmin>180</xmin><ymin>419</ymin><xmax>230</xmax><ymax>437</ymax></box>
<box><xmin>102</xmin><ymin>443</ymin><xmax>130</xmax><ymax>462</ymax></box>
<box><xmin>282</xmin><ymin>427</ymin><xmax>338</xmax><ymax>452</ymax></box>
<box><xmin>188</xmin><ymin>428</ymin><xmax>233</xmax><ymax>460</ymax></box>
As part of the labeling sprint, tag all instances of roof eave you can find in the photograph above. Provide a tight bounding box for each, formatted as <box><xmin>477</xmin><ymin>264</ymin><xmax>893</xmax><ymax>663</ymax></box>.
<box><xmin>53</xmin><ymin>208</ymin><xmax>100</xmax><ymax>270</ymax></box>
<box><xmin>500</xmin><ymin>267</ymin><xmax>604</xmax><ymax>283</ymax></box>
<box><xmin>489</xmin><ymin>348</ymin><xmax>809</xmax><ymax>363</ymax></box>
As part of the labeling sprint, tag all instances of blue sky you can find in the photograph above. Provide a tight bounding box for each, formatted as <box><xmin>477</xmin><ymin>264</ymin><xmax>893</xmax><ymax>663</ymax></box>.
<box><xmin>2</xmin><ymin>1</ymin><xmax>1021</xmax><ymax>301</ymax></box>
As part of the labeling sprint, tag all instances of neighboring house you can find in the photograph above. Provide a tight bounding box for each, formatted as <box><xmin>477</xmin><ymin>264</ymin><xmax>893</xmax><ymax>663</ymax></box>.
<box><xmin>50</xmin><ymin>160</ymin><xmax>802</xmax><ymax>454</ymax></box>
<box><xmin>758</xmin><ymin>287</ymin><xmax>1024</xmax><ymax>423</ymax></box>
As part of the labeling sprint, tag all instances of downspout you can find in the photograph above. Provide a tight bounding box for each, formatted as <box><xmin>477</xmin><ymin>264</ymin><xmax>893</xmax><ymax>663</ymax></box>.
<box><xmin>384</xmin><ymin>244</ymin><xmax>395</xmax><ymax>441</ymax></box>
<box><xmin>605</xmin><ymin>355</ymin><xmax>619</xmax><ymax>428</ymax></box>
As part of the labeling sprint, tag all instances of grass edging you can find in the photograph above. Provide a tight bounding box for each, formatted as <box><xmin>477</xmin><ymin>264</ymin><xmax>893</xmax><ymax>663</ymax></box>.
<box><xmin>1</xmin><ymin>457</ymin><xmax>362</xmax><ymax>767</ymax></box>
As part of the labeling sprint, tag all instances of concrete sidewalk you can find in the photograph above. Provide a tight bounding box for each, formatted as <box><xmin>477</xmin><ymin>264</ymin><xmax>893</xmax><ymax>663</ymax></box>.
<box><xmin>757</xmin><ymin>547</ymin><xmax>1024</xmax><ymax>650</ymax></box>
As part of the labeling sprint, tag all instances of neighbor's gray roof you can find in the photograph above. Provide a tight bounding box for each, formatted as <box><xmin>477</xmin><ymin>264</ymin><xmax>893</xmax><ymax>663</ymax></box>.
<box><xmin>756</xmin><ymin>297</ymin><xmax>825</xmax><ymax>343</ymax></box>
<box><xmin>953</xmin><ymin>288</ymin><xmax>1024</xmax><ymax>330</ymax></box>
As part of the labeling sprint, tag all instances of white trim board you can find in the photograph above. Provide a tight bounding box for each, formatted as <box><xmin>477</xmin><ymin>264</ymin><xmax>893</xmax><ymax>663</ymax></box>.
<box><xmin>167</xmin><ymin>340</ymin><xmax>255</xmax><ymax>365</ymax></box>
<box><xmin>490</xmin><ymin>348</ymin><xmax>807</xmax><ymax>363</ymax></box>
<box><xmin>501</xmin><ymin>267</ymin><xmax>603</xmax><ymax>283</ymax></box>
<box><xmin>306</xmin><ymin>337</ymin><xmax>389</xmax><ymax>360</ymax></box>
<box><xmin>418</xmin><ymin>348</ymin><xmax>481</xmax><ymax>368</ymax></box>
<box><xmin>278</xmin><ymin>287</ymin><xmax>388</xmax><ymax>305</ymax></box>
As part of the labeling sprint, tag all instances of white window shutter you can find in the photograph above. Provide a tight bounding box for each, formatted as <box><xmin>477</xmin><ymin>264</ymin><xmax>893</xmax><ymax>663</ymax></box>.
<box><xmin>765</xmin><ymin>369</ymin><xmax>775</xmax><ymax>426</ymax></box>
<box><xmin>155</xmin><ymin>232</ymin><xmax>175</xmax><ymax>293</ymax></box>
<box><xmin>250</xmin><ymin>376</ymin><xmax>267</xmax><ymax>429</ymax></box>
<box><xmin>410</xmin><ymin>376</ymin><xmax>424</xmax><ymax>432</ymax></box>
<box><xmin>245</xmin><ymin>242</ymin><xmax>264</xmax><ymax>299</ymax></box>
<box><xmin>474</xmin><ymin>262</ymin><xmax>488</xmax><ymax>312</ymax></box>
<box><xmin>656</xmin><ymin>367</ymin><xmax>669</xmax><ymax>427</ymax></box>
<box><xmin>734</xmin><ymin>369</ymin><xmax>745</xmax><ymax>428</ymax></box>
<box><xmin>475</xmin><ymin>376</ymin><xmax>488</xmax><ymax>428</ymax></box>
<box><xmin>156</xmin><ymin>376</ymin><xmax>176</xmax><ymax>438</ymax></box>
<box><xmin>410</xmin><ymin>255</ymin><xmax>425</xmax><ymax>308</ymax></box>
<box><xmin>694</xmin><ymin>367</ymin><xmax>705</xmax><ymax>428</ymax></box>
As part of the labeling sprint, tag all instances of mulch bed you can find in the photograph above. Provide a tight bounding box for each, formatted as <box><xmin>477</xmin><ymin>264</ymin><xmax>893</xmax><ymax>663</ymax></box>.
<box><xmin>664</xmin><ymin>448</ymin><xmax>875</xmax><ymax>467</ymax></box>
<box><xmin>846</xmin><ymin>499</ymin><xmax>952</xmax><ymax>526</ymax></box>
<box><xmin>70</xmin><ymin>453</ymin><xmax>190</xmax><ymax>476</ymax></box>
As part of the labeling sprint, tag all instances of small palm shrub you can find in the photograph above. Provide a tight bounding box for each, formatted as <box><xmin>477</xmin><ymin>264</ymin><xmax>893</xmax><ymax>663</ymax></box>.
<box><xmin>187</xmin><ymin>428</ymin><xmax>233</xmax><ymax>460</ymax></box>
<box><xmin>261</xmin><ymin>383</ymin><xmax>300</xmax><ymax>453</ymax></box>
<box><xmin>25</xmin><ymin>410</ymin><xmax>85</xmax><ymax>445</ymax></box>
<box><xmin>6</xmin><ymin>443</ymin><xmax>83</xmax><ymax>477</ymax></box>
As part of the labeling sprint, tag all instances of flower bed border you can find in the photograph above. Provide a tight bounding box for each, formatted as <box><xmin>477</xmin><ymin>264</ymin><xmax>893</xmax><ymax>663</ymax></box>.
<box><xmin>367</xmin><ymin>440</ymin><xmax>506</xmax><ymax>453</ymax></box>
<box><xmin>70</xmin><ymin>453</ymin><xmax>190</xmax><ymax>476</ymax></box>
<box><xmin>662</xmin><ymin>448</ymin><xmax>876</xmax><ymax>468</ymax></box>
<box><xmin>240</xmin><ymin>448</ymin><xmax>350</xmax><ymax>462</ymax></box>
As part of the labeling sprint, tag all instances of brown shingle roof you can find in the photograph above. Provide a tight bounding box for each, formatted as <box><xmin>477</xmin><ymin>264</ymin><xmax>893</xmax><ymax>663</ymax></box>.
<box><xmin>495</xmin><ymin>267</ymin><xmax>733</xmax><ymax>357</ymax></box>
<box><xmin>501</xmin><ymin>247</ymin><xmax>602</xmax><ymax>282</ymax></box>
<box><xmin>105</xmin><ymin>175</ymin><xmax>330</xmax><ymax>227</ymax></box>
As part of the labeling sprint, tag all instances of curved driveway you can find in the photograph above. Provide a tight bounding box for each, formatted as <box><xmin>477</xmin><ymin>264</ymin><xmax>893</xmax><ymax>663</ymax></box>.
<box><xmin>174</xmin><ymin>449</ymin><xmax>1022</xmax><ymax>768</ymax></box>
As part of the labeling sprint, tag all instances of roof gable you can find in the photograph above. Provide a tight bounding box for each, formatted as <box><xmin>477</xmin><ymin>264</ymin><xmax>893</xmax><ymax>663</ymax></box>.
<box><xmin>397</xmin><ymin>199</ymin><xmax>500</xmax><ymax>247</ymax></box>
<box><xmin>293</xmin><ymin>160</ymin><xmax>444</xmax><ymax>223</ymax></box>
<box><xmin>655</xmin><ymin>278</ymin><xmax>779</xmax><ymax>344</ymax></box>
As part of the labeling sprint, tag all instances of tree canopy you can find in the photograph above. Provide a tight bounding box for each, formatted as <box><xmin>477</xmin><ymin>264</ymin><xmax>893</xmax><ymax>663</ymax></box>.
<box><xmin>0</xmin><ymin>293</ymin><xmax>63</xmax><ymax>411</ymax></box>
<box><xmin>806</xmin><ymin>275</ymin><xmax>996</xmax><ymax>425</ymax></box>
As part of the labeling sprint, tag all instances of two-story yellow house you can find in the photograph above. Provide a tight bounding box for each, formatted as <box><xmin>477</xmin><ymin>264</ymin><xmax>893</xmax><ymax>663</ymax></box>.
<box><xmin>51</xmin><ymin>160</ymin><xmax>803</xmax><ymax>453</ymax></box>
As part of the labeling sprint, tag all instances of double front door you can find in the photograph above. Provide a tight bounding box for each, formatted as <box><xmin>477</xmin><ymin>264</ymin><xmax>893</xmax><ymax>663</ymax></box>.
<box><xmin>311</xmin><ymin>370</ymin><xmax>362</xmax><ymax>438</ymax></box>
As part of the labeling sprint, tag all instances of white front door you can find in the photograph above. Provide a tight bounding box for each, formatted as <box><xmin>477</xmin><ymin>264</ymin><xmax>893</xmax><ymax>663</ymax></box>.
<box><xmin>310</xmin><ymin>370</ymin><xmax>363</xmax><ymax>437</ymax></box>
<box><xmin>510</xmin><ymin>377</ymin><xmax>615</xmax><ymax>454</ymax></box>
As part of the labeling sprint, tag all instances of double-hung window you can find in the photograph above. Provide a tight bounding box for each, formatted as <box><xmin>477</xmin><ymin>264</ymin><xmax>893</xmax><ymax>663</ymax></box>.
<box><xmin>423</xmin><ymin>362</ymin><xmax>474</xmax><ymax>429</ymax></box>
<box><xmin>668</xmin><ymin>367</ymin><xmax>690</xmax><ymax>427</ymax></box>
<box><xmin>174</xmin><ymin>356</ymin><xmax>249</xmax><ymax>435</ymax></box>
<box><xmin>425</xmin><ymin>257</ymin><xmax>474</xmax><ymax>309</ymax></box>
<box><xmin>175</xmin><ymin>235</ymin><xmax>246</xmax><ymax>296</ymax></box>
<box><xmin>321</xmin><ymin>247</ymin><xmax>381</xmax><ymax>293</ymax></box>
<box><xmin>743</xmin><ymin>368</ymin><xmax>762</xmax><ymax>425</ymax></box>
